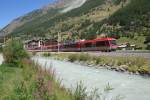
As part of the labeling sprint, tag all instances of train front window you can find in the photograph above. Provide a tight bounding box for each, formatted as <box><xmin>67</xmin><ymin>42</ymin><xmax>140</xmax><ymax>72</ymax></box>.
<box><xmin>109</xmin><ymin>40</ymin><xmax>117</xmax><ymax>45</ymax></box>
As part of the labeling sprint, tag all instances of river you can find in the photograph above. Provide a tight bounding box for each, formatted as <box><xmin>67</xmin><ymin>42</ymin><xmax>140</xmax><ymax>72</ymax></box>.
<box><xmin>32</xmin><ymin>56</ymin><xmax>150</xmax><ymax>100</ymax></box>
<box><xmin>0</xmin><ymin>54</ymin><xmax>3</xmax><ymax>65</ymax></box>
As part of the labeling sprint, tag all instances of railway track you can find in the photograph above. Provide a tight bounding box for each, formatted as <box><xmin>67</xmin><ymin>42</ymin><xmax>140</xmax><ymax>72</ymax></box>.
<box><xmin>29</xmin><ymin>49</ymin><xmax>150</xmax><ymax>59</ymax></box>
<box><xmin>87</xmin><ymin>51</ymin><xmax>150</xmax><ymax>59</ymax></box>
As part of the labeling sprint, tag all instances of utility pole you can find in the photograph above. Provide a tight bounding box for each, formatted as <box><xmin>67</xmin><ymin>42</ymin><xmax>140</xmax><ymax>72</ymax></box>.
<box><xmin>2</xmin><ymin>30</ymin><xmax>6</xmax><ymax>44</ymax></box>
<box><xmin>57</xmin><ymin>31</ymin><xmax>60</xmax><ymax>53</ymax></box>
<box><xmin>4</xmin><ymin>35</ymin><xmax>5</xmax><ymax>44</ymax></box>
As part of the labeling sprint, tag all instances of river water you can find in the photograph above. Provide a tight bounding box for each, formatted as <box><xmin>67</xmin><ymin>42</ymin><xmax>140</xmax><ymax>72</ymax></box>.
<box><xmin>32</xmin><ymin>56</ymin><xmax>150</xmax><ymax>100</ymax></box>
<box><xmin>0</xmin><ymin>54</ymin><xmax>4</xmax><ymax>65</ymax></box>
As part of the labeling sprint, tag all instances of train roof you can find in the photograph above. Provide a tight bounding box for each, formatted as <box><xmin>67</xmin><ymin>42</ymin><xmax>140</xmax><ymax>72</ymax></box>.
<box><xmin>79</xmin><ymin>40</ymin><xmax>95</xmax><ymax>43</ymax></box>
<box><xmin>78</xmin><ymin>38</ymin><xmax>116</xmax><ymax>43</ymax></box>
<box><xmin>95</xmin><ymin>38</ymin><xmax>116</xmax><ymax>41</ymax></box>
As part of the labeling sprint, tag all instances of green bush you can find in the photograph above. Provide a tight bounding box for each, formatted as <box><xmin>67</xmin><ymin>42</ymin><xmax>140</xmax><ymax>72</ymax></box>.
<box><xmin>78</xmin><ymin>54</ymin><xmax>90</xmax><ymax>62</ymax></box>
<box><xmin>68</xmin><ymin>53</ymin><xmax>91</xmax><ymax>62</ymax></box>
<box><xmin>68</xmin><ymin>54</ymin><xmax>78</xmax><ymax>62</ymax></box>
<box><xmin>43</xmin><ymin>53</ymin><xmax>51</xmax><ymax>57</ymax></box>
<box><xmin>3</xmin><ymin>38</ymin><xmax>28</xmax><ymax>67</ymax></box>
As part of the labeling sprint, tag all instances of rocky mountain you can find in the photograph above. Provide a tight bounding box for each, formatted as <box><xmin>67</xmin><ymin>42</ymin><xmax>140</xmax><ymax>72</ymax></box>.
<box><xmin>1</xmin><ymin>0</ymin><xmax>110</xmax><ymax>36</ymax></box>
<box><xmin>1</xmin><ymin>0</ymin><xmax>84</xmax><ymax>35</ymax></box>
<box><xmin>1</xmin><ymin>0</ymin><xmax>150</xmax><ymax>41</ymax></box>
<box><xmin>1</xmin><ymin>0</ymin><xmax>61</xmax><ymax>35</ymax></box>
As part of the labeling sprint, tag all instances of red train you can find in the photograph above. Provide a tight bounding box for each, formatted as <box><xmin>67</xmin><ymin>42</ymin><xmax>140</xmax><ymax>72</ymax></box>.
<box><xmin>40</xmin><ymin>38</ymin><xmax>118</xmax><ymax>52</ymax></box>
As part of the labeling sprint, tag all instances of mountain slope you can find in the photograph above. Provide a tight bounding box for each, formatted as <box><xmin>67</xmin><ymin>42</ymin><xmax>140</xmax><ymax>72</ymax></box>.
<box><xmin>2</xmin><ymin>9</ymin><xmax>53</xmax><ymax>35</ymax></box>
<box><xmin>1</xmin><ymin>0</ymin><xmax>150</xmax><ymax>40</ymax></box>
<box><xmin>108</xmin><ymin>0</ymin><xmax>150</xmax><ymax>36</ymax></box>
<box><xmin>4</xmin><ymin>0</ymin><xmax>107</xmax><ymax>37</ymax></box>
<box><xmin>1</xmin><ymin>0</ymin><xmax>74</xmax><ymax>35</ymax></box>
<box><xmin>90</xmin><ymin>0</ymin><xmax>150</xmax><ymax>37</ymax></box>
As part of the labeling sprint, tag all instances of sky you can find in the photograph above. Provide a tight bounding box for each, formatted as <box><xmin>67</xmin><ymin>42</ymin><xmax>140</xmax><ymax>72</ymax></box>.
<box><xmin>0</xmin><ymin>0</ymin><xmax>56</xmax><ymax>29</ymax></box>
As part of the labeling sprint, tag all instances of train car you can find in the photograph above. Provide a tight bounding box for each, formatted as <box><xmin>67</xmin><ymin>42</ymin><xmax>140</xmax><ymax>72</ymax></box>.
<box><xmin>60</xmin><ymin>42</ymin><xmax>81</xmax><ymax>52</ymax></box>
<box><xmin>26</xmin><ymin>37</ymin><xmax>118</xmax><ymax>52</ymax></box>
<box><xmin>49</xmin><ymin>38</ymin><xmax>117</xmax><ymax>52</ymax></box>
<box><xmin>79</xmin><ymin>40</ymin><xmax>95</xmax><ymax>51</ymax></box>
<box><xmin>78</xmin><ymin>38</ymin><xmax>117</xmax><ymax>52</ymax></box>
<box><xmin>94</xmin><ymin>38</ymin><xmax>118</xmax><ymax>52</ymax></box>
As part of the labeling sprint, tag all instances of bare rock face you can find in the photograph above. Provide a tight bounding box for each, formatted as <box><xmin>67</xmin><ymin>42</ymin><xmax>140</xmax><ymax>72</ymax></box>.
<box><xmin>39</xmin><ymin>0</ymin><xmax>88</xmax><ymax>13</ymax></box>
<box><xmin>60</xmin><ymin>0</ymin><xmax>87</xmax><ymax>13</ymax></box>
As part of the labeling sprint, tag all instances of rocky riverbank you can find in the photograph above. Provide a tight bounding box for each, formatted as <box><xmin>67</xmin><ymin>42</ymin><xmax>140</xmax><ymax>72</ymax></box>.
<box><xmin>62</xmin><ymin>59</ymin><xmax>150</xmax><ymax>77</ymax></box>
<box><xmin>41</xmin><ymin>52</ymin><xmax>150</xmax><ymax>77</ymax></box>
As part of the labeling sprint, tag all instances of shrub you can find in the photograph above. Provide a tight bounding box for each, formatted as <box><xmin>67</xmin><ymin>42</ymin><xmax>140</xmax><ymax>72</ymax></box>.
<box><xmin>93</xmin><ymin>57</ymin><xmax>102</xmax><ymax>65</ymax></box>
<box><xmin>43</xmin><ymin>53</ymin><xmax>51</xmax><ymax>57</ymax></box>
<box><xmin>78</xmin><ymin>53</ymin><xmax>90</xmax><ymax>62</ymax></box>
<box><xmin>139</xmin><ymin>61</ymin><xmax>150</xmax><ymax>74</ymax></box>
<box><xmin>3</xmin><ymin>38</ymin><xmax>28</xmax><ymax>67</ymax></box>
<box><xmin>68</xmin><ymin>54</ymin><xmax>78</xmax><ymax>62</ymax></box>
<box><xmin>127</xmin><ymin>57</ymin><xmax>145</xmax><ymax>68</ymax></box>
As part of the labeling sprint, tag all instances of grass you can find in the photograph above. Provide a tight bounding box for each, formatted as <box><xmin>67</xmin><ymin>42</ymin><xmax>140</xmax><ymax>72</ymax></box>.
<box><xmin>0</xmin><ymin>59</ymin><xmax>72</xmax><ymax>100</ymax></box>
<box><xmin>0</xmin><ymin>65</ymin><xmax>21</xmax><ymax>99</ymax></box>
<box><xmin>42</xmin><ymin>52</ymin><xmax>51</xmax><ymax>57</ymax></box>
<box><xmin>0</xmin><ymin>59</ymin><xmax>121</xmax><ymax>100</ymax></box>
<box><xmin>46</xmin><ymin>52</ymin><xmax>150</xmax><ymax>75</ymax></box>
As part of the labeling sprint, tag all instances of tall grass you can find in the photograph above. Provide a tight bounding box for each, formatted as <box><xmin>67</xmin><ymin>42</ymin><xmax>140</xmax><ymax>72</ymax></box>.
<box><xmin>71</xmin><ymin>82</ymin><xmax>122</xmax><ymax>100</ymax></box>
<box><xmin>1</xmin><ymin>59</ymin><xmax>73</xmax><ymax>100</ymax></box>
<box><xmin>73</xmin><ymin>82</ymin><xmax>87</xmax><ymax>100</ymax></box>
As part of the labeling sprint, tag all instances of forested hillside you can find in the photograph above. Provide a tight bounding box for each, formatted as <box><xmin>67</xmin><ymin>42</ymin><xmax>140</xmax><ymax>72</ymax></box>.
<box><xmin>74</xmin><ymin>0</ymin><xmax>150</xmax><ymax>39</ymax></box>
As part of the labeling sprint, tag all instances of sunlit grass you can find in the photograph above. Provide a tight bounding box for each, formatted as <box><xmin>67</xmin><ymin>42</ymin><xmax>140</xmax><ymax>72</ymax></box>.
<box><xmin>0</xmin><ymin>60</ymin><xmax>72</xmax><ymax>100</ymax></box>
<box><xmin>0</xmin><ymin>65</ymin><xmax>22</xmax><ymax>99</ymax></box>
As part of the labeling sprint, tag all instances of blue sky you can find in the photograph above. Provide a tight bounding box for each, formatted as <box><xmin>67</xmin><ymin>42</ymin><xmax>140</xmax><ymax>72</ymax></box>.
<box><xmin>0</xmin><ymin>0</ymin><xmax>55</xmax><ymax>29</ymax></box>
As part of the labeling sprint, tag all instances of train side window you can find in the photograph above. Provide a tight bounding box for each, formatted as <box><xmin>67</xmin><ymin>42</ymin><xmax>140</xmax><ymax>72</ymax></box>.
<box><xmin>96</xmin><ymin>41</ymin><xmax>105</xmax><ymax>46</ymax></box>
<box><xmin>105</xmin><ymin>41</ymin><xmax>110</xmax><ymax>45</ymax></box>
<box><xmin>64</xmin><ymin>43</ymin><xmax>77</xmax><ymax>48</ymax></box>
<box><xmin>71</xmin><ymin>44</ymin><xmax>76</xmax><ymax>48</ymax></box>
<box><xmin>85</xmin><ymin>43</ymin><xmax>93</xmax><ymax>47</ymax></box>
